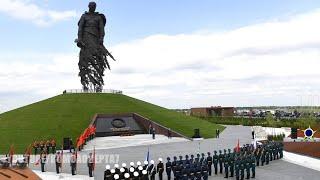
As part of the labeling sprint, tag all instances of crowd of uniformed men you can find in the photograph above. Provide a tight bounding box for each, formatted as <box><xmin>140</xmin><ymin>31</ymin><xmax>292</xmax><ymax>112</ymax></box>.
<box><xmin>32</xmin><ymin>139</ymin><xmax>56</xmax><ymax>155</ymax></box>
<box><xmin>103</xmin><ymin>141</ymin><xmax>283</xmax><ymax>180</ymax></box>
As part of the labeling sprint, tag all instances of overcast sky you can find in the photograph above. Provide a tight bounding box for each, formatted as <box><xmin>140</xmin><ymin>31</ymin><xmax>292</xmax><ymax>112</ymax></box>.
<box><xmin>1</xmin><ymin>0</ymin><xmax>320</xmax><ymax>112</ymax></box>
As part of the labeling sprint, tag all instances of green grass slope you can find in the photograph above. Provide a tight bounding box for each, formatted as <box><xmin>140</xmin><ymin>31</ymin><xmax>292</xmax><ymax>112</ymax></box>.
<box><xmin>0</xmin><ymin>93</ymin><xmax>224</xmax><ymax>153</ymax></box>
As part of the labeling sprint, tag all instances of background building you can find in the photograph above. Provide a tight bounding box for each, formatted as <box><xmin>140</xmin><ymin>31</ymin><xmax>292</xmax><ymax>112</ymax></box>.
<box><xmin>190</xmin><ymin>106</ymin><xmax>235</xmax><ymax>117</ymax></box>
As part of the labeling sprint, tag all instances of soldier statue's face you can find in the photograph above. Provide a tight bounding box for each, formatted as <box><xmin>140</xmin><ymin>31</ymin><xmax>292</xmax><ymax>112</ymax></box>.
<box><xmin>88</xmin><ymin>2</ymin><xmax>96</xmax><ymax>13</ymax></box>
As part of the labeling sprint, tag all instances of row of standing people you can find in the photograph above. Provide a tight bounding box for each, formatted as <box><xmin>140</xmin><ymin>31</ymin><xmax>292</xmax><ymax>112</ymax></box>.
<box><xmin>32</xmin><ymin>139</ymin><xmax>56</xmax><ymax>155</ymax></box>
<box><xmin>101</xmin><ymin>141</ymin><xmax>283</xmax><ymax>180</ymax></box>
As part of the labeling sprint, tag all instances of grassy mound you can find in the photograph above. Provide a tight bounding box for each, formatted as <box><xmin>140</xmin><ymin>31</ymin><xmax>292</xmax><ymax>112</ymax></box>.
<box><xmin>0</xmin><ymin>93</ymin><xmax>224</xmax><ymax>153</ymax></box>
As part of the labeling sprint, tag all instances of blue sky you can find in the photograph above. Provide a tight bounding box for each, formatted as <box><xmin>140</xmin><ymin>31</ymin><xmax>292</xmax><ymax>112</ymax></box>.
<box><xmin>1</xmin><ymin>0</ymin><xmax>320</xmax><ymax>112</ymax></box>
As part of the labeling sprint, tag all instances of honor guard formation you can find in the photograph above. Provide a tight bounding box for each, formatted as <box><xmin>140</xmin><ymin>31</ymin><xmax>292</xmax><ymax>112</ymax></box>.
<box><xmin>103</xmin><ymin>141</ymin><xmax>283</xmax><ymax>180</ymax></box>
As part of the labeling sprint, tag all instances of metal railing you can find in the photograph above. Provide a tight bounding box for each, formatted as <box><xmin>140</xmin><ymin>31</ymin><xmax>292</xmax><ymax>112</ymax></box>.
<box><xmin>63</xmin><ymin>89</ymin><xmax>123</xmax><ymax>94</ymax></box>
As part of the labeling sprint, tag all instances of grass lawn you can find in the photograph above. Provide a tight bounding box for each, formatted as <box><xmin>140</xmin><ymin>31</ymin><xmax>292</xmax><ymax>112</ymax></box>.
<box><xmin>0</xmin><ymin>93</ymin><xmax>224</xmax><ymax>153</ymax></box>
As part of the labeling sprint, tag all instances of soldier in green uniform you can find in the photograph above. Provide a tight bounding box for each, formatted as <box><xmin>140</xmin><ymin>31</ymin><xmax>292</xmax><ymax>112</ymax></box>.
<box><xmin>224</xmin><ymin>152</ymin><xmax>229</xmax><ymax>178</ymax></box>
<box><xmin>218</xmin><ymin>150</ymin><xmax>223</xmax><ymax>174</ymax></box>
<box><xmin>261</xmin><ymin>150</ymin><xmax>265</xmax><ymax>166</ymax></box>
<box><xmin>250</xmin><ymin>154</ymin><xmax>256</xmax><ymax>178</ymax></box>
<box><xmin>279</xmin><ymin>142</ymin><xmax>284</xmax><ymax>159</ymax></box>
<box><xmin>213</xmin><ymin>151</ymin><xmax>219</xmax><ymax>175</ymax></box>
<box><xmin>245</xmin><ymin>155</ymin><xmax>250</xmax><ymax>179</ymax></box>
<box><xmin>229</xmin><ymin>150</ymin><xmax>235</xmax><ymax>177</ymax></box>
<box><xmin>240</xmin><ymin>157</ymin><xmax>245</xmax><ymax>180</ymax></box>
<box><xmin>235</xmin><ymin>158</ymin><xmax>240</xmax><ymax>180</ymax></box>
<box><xmin>206</xmin><ymin>152</ymin><xmax>213</xmax><ymax>176</ymax></box>
<box><xmin>265</xmin><ymin>148</ymin><xmax>270</xmax><ymax>165</ymax></box>
<box><xmin>255</xmin><ymin>148</ymin><xmax>261</xmax><ymax>166</ymax></box>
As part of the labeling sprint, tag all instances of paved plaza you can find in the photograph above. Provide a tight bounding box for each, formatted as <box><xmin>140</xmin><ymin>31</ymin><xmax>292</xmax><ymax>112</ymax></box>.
<box><xmin>28</xmin><ymin>125</ymin><xmax>320</xmax><ymax>179</ymax></box>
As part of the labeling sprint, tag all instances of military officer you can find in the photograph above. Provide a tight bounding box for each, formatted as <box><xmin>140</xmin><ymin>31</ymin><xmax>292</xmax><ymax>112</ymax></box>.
<box><xmin>224</xmin><ymin>152</ymin><xmax>229</xmax><ymax>178</ymax></box>
<box><xmin>40</xmin><ymin>151</ymin><xmax>47</xmax><ymax>172</ymax></box>
<box><xmin>202</xmin><ymin>162</ymin><xmax>209</xmax><ymax>180</ymax></box>
<box><xmin>206</xmin><ymin>152</ymin><xmax>213</xmax><ymax>176</ymax></box>
<box><xmin>195</xmin><ymin>163</ymin><xmax>202</xmax><ymax>180</ymax></box>
<box><xmin>190</xmin><ymin>154</ymin><xmax>195</xmax><ymax>164</ymax></box>
<box><xmin>235</xmin><ymin>158</ymin><xmax>240</xmax><ymax>180</ymax></box>
<box><xmin>245</xmin><ymin>156</ymin><xmax>250</xmax><ymax>179</ymax></box>
<box><xmin>240</xmin><ymin>157</ymin><xmax>245</xmax><ymax>180</ymax></box>
<box><xmin>70</xmin><ymin>152</ymin><xmax>77</xmax><ymax>175</ymax></box>
<box><xmin>213</xmin><ymin>150</ymin><xmax>219</xmax><ymax>175</ymax></box>
<box><xmin>251</xmin><ymin>155</ymin><xmax>256</xmax><ymax>178</ymax></box>
<box><xmin>266</xmin><ymin>149</ymin><xmax>270</xmax><ymax>165</ymax></box>
<box><xmin>195</xmin><ymin>154</ymin><xmax>200</xmax><ymax>164</ymax></box>
<box><xmin>157</xmin><ymin>158</ymin><xmax>164</xmax><ymax>180</ymax></box>
<box><xmin>189</xmin><ymin>163</ymin><xmax>196</xmax><ymax>180</ymax></box>
<box><xmin>172</xmin><ymin>156</ymin><xmax>177</xmax><ymax>179</ymax></box>
<box><xmin>148</xmin><ymin>160</ymin><xmax>156</xmax><ymax>180</ymax></box>
<box><xmin>218</xmin><ymin>150</ymin><xmax>223</xmax><ymax>174</ymax></box>
<box><xmin>261</xmin><ymin>150</ymin><xmax>265</xmax><ymax>166</ymax></box>
<box><xmin>200</xmin><ymin>153</ymin><xmax>205</xmax><ymax>164</ymax></box>
<box><xmin>166</xmin><ymin>157</ymin><xmax>172</xmax><ymax>180</ymax></box>
<box><xmin>181</xmin><ymin>165</ymin><xmax>188</xmax><ymax>180</ymax></box>
<box><xmin>87</xmin><ymin>153</ymin><xmax>94</xmax><ymax>177</ymax></box>
<box><xmin>229</xmin><ymin>151</ymin><xmax>235</xmax><ymax>177</ymax></box>
<box><xmin>175</xmin><ymin>162</ymin><xmax>182</xmax><ymax>179</ymax></box>
<box><xmin>185</xmin><ymin>155</ymin><xmax>190</xmax><ymax>165</ymax></box>
<box><xmin>55</xmin><ymin>151</ymin><xmax>62</xmax><ymax>174</ymax></box>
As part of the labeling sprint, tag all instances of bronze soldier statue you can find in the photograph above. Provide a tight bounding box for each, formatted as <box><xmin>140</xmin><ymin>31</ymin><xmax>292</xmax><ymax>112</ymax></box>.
<box><xmin>76</xmin><ymin>2</ymin><xmax>115</xmax><ymax>92</ymax></box>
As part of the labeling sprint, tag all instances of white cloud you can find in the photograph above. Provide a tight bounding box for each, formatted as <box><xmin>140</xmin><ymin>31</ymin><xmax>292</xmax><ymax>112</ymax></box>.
<box><xmin>2</xmin><ymin>9</ymin><xmax>320</xmax><ymax>111</ymax></box>
<box><xmin>0</xmin><ymin>0</ymin><xmax>77</xmax><ymax>26</ymax></box>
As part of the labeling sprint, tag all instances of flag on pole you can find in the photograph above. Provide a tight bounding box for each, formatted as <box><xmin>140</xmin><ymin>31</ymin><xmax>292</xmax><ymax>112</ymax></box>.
<box><xmin>9</xmin><ymin>145</ymin><xmax>14</xmax><ymax>166</ymax></box>
<box><xmin>145</xmin><ymin>147</ymin><xmax>150</xmax><ymax>164</ymax></box>
<box><xmin>24</xmin><ymin>144</ymin><xmax>32</xmax><ymax>165</ymax></box>
<box><xmin>235</xmin><ymin>139</ymin><xmax>240</xmax><ymax>152</ymax></box>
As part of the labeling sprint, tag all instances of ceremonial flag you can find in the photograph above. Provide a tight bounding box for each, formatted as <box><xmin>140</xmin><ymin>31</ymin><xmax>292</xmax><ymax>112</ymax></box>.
<box><xmin>9</xmin><ymin>144</ymin><xmax>14</xmax><ymax>166</ymax></box>
<box><xmin>24</xmin><ymin>144</ymin><xmax>32</xmax><ymax>165</ymax></box>
<box><xmin>34</xmin><ymin>158</ymin><xmax>40</xmax><ymax>166</ymax></box>
<box><xmin>93</xmin><ymin>146</ymin><xmax>96</xmax><ymax>170</ymax></box>
<box><xmin>235</xmin><ymin>139</ymin><xmax>240</xmax><ymax>152</ymax></box>
<box><xmin>145</xmin><ymin>147</ymin><xmax>150</xmax><ymax>164</ymax></box>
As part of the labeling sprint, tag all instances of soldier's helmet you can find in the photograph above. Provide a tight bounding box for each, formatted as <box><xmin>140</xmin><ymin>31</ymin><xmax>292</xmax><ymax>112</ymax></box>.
<box><xmin>219</xmin><ymin>150</ymin><xmax>222</xmax><ymax>153</ymax></box>
<box><xmin>201</xmin><ymin>153</ymin><xmax>205</xmax><ymax>157</ymax></box>
<box><xmin>197</xmin><ymin>153</ymin><xmax>200</xmax><ymax>157</ymax></box>
<box><xmin>167</xmin><ymin>157</ymin><xmax>170</xmax><ymax>161</ymax></box>
<box><xmin>207</xmin><ymin>152</ymin><xmax>211</xmax><ymax>155</ymax></box>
